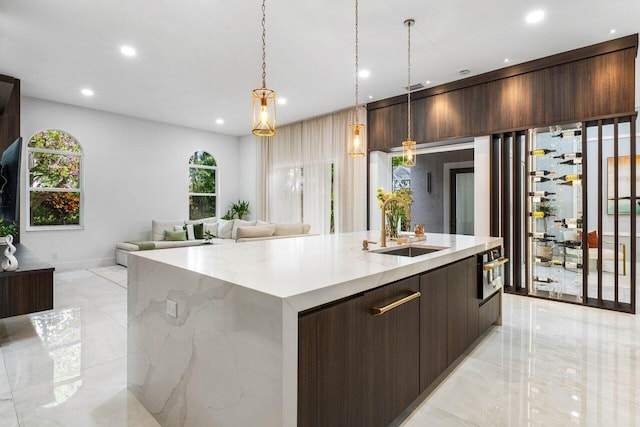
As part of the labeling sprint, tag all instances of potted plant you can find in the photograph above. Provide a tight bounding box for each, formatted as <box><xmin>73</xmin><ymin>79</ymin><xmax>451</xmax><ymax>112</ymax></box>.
<box><xmin>535</xmin><ymin>201</ymin><xmax>555</xmax><ymax>262</ymax></box>
<box><xmin>0</xmin><ymin>221</ymin><xmax>17</xmax><ymax>245</ymax></box>
<box><xmin>230</xmin><ymin>200</ymin><xmax>250</xmax><ymax>220</ymax></box>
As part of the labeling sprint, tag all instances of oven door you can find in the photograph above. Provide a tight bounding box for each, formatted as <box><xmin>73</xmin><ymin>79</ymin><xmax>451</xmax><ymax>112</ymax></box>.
<box><xmin>479</xmin><ymin>253</ymin><xmax>508</xmax><ymax>300</ymax></box>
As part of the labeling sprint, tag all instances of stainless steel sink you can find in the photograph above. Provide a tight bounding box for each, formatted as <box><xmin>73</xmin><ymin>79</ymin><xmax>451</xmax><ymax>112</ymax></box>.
<box><xmin>373</xmin><ymin>245</ymin><xmax>448</xmax><ymax>257</ymax></box>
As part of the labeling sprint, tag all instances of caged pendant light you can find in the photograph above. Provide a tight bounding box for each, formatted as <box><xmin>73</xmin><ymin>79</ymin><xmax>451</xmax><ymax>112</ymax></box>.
<box><xmin>401</xmin><ymin>18</ymin><xmax>416</xmax><ymax>167</ymax></box>
<box><xmin>348</xmin><ymin>0</ymin><xmax>365</xmax><ymax>158</ymax></box>
<box><xmin>252</xmin><ymin>0</ymin><xmax>276</xmax><ymax>137</ymax></box>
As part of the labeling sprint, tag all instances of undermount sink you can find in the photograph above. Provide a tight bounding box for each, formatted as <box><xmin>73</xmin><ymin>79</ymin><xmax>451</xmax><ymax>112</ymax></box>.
<box><xmin>373</xmin><ymin>245</ymin><xmax>448</xmax><ymax>257</ymax></box>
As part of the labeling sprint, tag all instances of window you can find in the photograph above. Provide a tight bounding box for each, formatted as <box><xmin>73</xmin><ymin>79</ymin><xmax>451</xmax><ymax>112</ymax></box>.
<box><xmin>189</xmin><ymin>151</ymin><xmax>217</xmax><ymax>220</ymax></box>
<box><xmin>27</xmin><ymin>130</ymin><xmax>83</xmax><ymax>228</ymax></box>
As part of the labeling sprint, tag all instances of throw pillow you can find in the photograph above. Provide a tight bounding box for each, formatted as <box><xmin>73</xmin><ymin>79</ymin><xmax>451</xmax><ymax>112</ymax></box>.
<box><xmin>256</xmin><ymin>220</ymin><xmax>271</xmax><ymax>227</ymax></box>
<box><xmin>232</xmin><ymin>219</ymin><xmax>257</xmax><ymax>240</ymax></box>
<box><xmin>204</xmin><ymin>222</ymin><xmax>218</xmax><ymax>237</ymax></box>
<box><xmin>236</xmin><ymin>224</ymin><xmax>276</xmax><ymax>239</ymax></box>
<box><xmin>165</xmin><ymin>230</ymin><xmax>187</xmax><ymax>241</ymax></box>
<box><xmin>217</xmin><ymin>219</ymin><xmax>235</xmax><ymax>239</ymax></box>
<box><xmin>192</xmin><ymin>223</ymin><xmax>204</xmax><ymax>239</ymax></box>
<box><xmin>152</xmin><ymin>219</ymin><xmax>184</xmax><ymax>241</ymax></box>
<box><xmin>587</xmin><ymin>230</ymin><xmax>598</xmax><ymax>248</ymax></box>
<box><xmin>181</xmin><ymin>224</ymin><xmax>195</xmax><ymax>240</ymax></box>
<box><xmin>273</xmin><ymin>223</ymin><xmax>304</xmax><ymax>236</ymax></box>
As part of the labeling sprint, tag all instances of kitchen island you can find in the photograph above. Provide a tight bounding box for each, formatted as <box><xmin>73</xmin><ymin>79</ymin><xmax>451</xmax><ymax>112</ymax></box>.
<box><xmin>127</xmin><ymin>231</ymin><xmax>502</xmax><ymax>427</ymax></box>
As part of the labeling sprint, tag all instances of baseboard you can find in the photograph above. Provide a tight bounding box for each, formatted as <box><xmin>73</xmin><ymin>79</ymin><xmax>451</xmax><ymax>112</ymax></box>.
<box><xmin>52</xmin><ymin>257</ymin><xmax>117</xmax><ymax>271</ymax></box>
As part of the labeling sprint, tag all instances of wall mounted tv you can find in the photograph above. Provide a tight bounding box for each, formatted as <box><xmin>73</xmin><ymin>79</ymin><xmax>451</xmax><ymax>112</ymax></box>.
<box><xmin>0</xmin><ymin>136</ymin><xmax>22</xmax><ymax>225</ymax></box>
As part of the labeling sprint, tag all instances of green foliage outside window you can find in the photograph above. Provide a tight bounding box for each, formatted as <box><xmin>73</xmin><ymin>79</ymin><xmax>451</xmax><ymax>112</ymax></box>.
<box><xmin>188</xmin><ymin>151</ymin><xmax>217</xmax><ymax>220</ymax></box>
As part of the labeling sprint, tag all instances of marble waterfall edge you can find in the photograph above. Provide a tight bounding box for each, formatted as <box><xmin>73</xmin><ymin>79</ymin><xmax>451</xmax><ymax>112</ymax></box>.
<box><xmin>127</xmin><ymin>256</ymin><xmax>285</xmax><ymax>427</ymax></box>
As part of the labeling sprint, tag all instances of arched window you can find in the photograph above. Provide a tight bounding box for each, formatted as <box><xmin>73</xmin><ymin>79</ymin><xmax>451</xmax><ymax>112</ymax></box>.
<box><xmin>189</xmin><ymin>151</ymin><xmax>217</xmax><ymax>220</ymax></box>
<box><xmin>27</xmin><ymin>130</ymin><xmax>83</xmax><ymax>228</ymax></box>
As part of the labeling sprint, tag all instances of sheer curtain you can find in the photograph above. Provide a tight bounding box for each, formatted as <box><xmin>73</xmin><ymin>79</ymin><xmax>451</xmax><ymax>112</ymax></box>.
<box><xmin>257</xmin><ymin>107</ymin><xmax>367</xmax><ymax>234</ymax></box>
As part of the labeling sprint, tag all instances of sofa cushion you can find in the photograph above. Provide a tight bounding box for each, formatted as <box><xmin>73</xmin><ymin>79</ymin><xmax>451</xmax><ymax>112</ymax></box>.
<box><xmin>165</xmin><ymin>230</ymin><xmax>187</xmax><ymax>241</ymax></box>
<box><xmin>256</xmin><ymin>220</ymin><xmax>271</xmax><ymax>227</ymax></box>
<box><xmin>217</xmin><ymin>219</ymin><xmax>235</xmax><ymax>239</ymax></box>
<box><xmin>204</xmin><ymin>222</ymin><xmax>218</xmax><ymax>237</ymax></box>
<box><xmin>302</xmin><ymin>224</ymin><xmax>311</xmax><ymax>234</ymax></box>
<box><xmin>232</xmin><ymin>220</ymin><xmax>257</xmax><ymax>239</ymax></box>
<box><xmin>154</xmin><ymin>240</ymin><xmax>206</xmax><ymax>249</ymax></box>
<box><xmin>185</xmin><ymin>216</ymin><xmax>217</xmax><ymax>225</ymax></box>
<box><xmin>273</xmin><ymin>223</ymin><xmax>304</xmax><ymax>236</ymax></box>
<box><xmin>236</xmin><ymin>224</ymin><xmax>276</xmax><ymax>239</ymax></box>
<box><xmin>152</xmin><ymin>219</ymin><xmax>184</xmax><ymax>241</ymax></box>
<box><xmin>174</xmin><ymin>224</ymin><xmax>196</xmax><ymax>240</ymax></box>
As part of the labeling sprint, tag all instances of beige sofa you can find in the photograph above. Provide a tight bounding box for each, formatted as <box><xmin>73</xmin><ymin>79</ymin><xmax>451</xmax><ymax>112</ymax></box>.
<box><xmin>115</xmin><ymin>218</ymin><xmax>312</xmax><ymax>267</ymax></box>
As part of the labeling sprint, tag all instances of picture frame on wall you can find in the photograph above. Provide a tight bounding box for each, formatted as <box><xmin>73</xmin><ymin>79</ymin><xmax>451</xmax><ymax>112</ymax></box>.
<box><xmin>607</xmin><ymin>155</ymin><xmax>640</xmax><ymax>214</ymax></box>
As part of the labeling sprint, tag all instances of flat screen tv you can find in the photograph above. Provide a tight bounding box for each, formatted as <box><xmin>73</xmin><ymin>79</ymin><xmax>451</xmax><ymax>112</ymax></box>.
<box><xmin>0</xmin><ymin>137</ymin><xmax>22</xmax><ymax>224</ymax></box>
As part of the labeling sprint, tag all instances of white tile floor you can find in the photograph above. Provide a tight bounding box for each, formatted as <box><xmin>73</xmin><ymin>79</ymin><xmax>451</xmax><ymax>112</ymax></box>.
<box><xmin>0</xmin><ymin>269</ymin><xmax>638</xmax><ymax>426</ymax></box>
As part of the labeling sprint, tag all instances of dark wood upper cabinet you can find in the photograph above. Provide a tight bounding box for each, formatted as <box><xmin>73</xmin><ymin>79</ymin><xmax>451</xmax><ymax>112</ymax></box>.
<box><xmin>367</xmin><ymin>34</ymin><xmax>637</xmax><ymax>150</ymax></box>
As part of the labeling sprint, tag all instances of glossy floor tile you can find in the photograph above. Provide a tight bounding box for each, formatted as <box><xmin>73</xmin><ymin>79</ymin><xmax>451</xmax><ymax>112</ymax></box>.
<box><xmin>0</xmin><ymin>269</ymin><xmax>638</xmax><ymax>426</ymax></box>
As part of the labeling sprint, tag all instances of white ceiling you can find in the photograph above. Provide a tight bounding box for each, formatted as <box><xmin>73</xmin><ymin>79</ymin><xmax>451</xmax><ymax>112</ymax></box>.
<box><xmin>1</xmin><ymin>0</ymin><xmax>639</xmax><ymax>137</ymax></box>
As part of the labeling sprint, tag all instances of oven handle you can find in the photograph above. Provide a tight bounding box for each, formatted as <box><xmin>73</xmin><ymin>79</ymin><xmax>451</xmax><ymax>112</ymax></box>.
<box><xmin>483</xmin><ymin>257</ymin><xmax>509</xmax><ymax>271</ymax></box>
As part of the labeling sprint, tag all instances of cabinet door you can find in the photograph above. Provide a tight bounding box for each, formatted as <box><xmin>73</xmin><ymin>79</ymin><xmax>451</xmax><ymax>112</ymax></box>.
<box><xmin>298</xmin><ymin>293</ymin><xmax>372</xmax><ymax>426</ymax></box>
<box><xmin>363</xmin><ymin>276</ymin><xmax>420</xmax><ymax>426</ymax></box>
<box><xmin>419</xmin><ymin>267</ymin><xmax>448</xmax><ymax>391</ymax></box>
<box><xmin>466</xmin><ymin>257</ymin><xmax>480</xmax><ymax>347</ymax></box>
<box><xmin>446</xmin><ymin>261</ymin><xmax>469</xmax><ymax>366</ymax></box>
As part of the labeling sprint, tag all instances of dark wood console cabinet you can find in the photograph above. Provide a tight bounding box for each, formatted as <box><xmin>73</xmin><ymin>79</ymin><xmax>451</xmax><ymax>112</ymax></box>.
<box><xmin>0</xmin><ymin>244</ymin><xmax>54</xmax><ymax>319</ymax></box>
<box><xmin>298</xmin><ymin>255</ymin><xmax>500</xmax><ymax>426</ymax></box>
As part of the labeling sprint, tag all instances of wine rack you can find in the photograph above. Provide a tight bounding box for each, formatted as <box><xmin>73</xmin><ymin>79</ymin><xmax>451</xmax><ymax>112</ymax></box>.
<box><xmin>527</xmin><ymin>125</ymin><xmax>584</xmax><ymax>300</ymax></box>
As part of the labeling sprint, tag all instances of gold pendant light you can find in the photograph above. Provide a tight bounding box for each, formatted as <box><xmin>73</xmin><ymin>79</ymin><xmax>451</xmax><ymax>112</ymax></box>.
<box><xmin>348</xmin><ymin>0</ymin><xmax>365</xmax><ymax>157</ymax></box>
<box><xmin>252</xmin><ymin>0</ymin><xmax>276</xmax><ymax>137</ymax></box>
<box><xmin>401</xmin><ymin>18</ymin><xmax>416</xmax><ymax>167</ymax></box>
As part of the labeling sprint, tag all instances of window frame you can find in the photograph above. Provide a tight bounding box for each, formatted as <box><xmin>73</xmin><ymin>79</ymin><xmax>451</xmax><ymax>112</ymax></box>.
<box><xmin>188</xmin><ymin>151</ymin><xmax>217</xmax><ymax>220</ymax></box>
<box><xmin>26</xmin><ymin>130</ymin><xmax>84</xmax><ymax>231</ymax></box>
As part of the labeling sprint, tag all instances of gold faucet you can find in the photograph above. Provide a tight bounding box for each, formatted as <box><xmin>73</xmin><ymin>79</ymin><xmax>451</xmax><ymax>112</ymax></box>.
<box><xmin>380</xmin><ymin>196</ymin><xmax>411</xmax><ymax>248</ymax></box>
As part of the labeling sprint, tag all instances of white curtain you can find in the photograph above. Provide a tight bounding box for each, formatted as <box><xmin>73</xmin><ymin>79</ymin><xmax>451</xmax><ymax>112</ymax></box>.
<box><xmin>257</xmin><ymin>107</ymin><xmax>367</xmax><ymax>234</ymax></box>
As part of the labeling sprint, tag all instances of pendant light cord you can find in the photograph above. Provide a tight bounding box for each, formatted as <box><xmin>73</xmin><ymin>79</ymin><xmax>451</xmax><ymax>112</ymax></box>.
<box><xmin>407</xmin><ymin>20</ymin><xmax>412</xmax><ymax>141</ymax></box>
<box><xmin>354</xmin><ymin>0</ymin><xmax>359</xmax><ymax>123</ymax></box>
<box><xmin>261</xmin><ymin>0</ymin><xmax>267</xmax><ymax>89</ymax></box>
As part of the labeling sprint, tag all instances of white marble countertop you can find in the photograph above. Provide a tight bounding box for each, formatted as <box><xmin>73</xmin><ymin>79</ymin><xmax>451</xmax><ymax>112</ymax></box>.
<box><xmin>130</xmin><ymin>231</ymin><xmax>502</xmax><ymax>312</ymax></box>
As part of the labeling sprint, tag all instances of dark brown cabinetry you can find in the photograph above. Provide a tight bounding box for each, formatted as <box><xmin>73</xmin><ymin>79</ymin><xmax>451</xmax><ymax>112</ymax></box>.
<box><xmin>0</xmin><ymin>245</ymin><xmax>54</xmax><ymax>319</ymax></box>
<box><xmin>299</xmin><ymin>255</ymin><xmax>500</xmax><ymax>426</ymax></box>
<box><xmin>298</xmin><ymin>275</ymin><xmax>420</xmax><ymax>427</ymax></box>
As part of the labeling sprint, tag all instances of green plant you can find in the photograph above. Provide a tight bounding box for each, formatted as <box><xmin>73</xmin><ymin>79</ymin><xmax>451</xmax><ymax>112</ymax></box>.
<box><xmin>376</xmin><ymin>188</ymin><xmax>413</xmax><ymax>237</ymax></box>
<box><xmin>538</xmin><ymin>201</ymin><xmax>556</xmax><ymax>235</ymax></box>
<box><xmin>0</xmin><ymin>221</ymin><xmax>17</xmax><ymax>237</ymax></box>
<box><xmin>222</xmin><ymin>209</ymin><xmax>235</xmax><ymax>220</ymax></box>
<box><xmin>203</xmin><ymin>231</ymin><xmax>214</xmax><ymax>243</ymax></box>
<box><xmin>230</xmin><ymin>200</ymin><xmax>250</xmax><ymax>220</ymax></box>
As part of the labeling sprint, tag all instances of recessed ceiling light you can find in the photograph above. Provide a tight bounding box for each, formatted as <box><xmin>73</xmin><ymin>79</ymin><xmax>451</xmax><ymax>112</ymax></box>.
<box><xmin>215</xmin><ymin>118</ymin><xmax>224</xmax><ymax>125</ymax></box>
<box><xmin>610</xmin><ymin>29</ymin><xmax>616</xmax><ymax>34</ymax></box>
<box><xmin>526</xmin><ymin>10</ymin><xmax>544</xmax><ymax>24</ymax></box>
<box><xmin>425</xmin><ymin>80</ymin><xmax>431</xmax><ymax>84</ymax></box>
<box><xmin>120</xmin><ymin>45</ymin><xmax>137</xmax><ymax>57</ymax></box>
<box><xmin>368</xmin><ymin>95</ymin><xmax>373</xmax><ymax>99</ymax></box>
<box><xmin>504</xmin><ymin>58</ymin><xmax>510</xmax><ymax>63</ymax></box>
<box><xmin>358</xmin><ymin>69</ymin><xmax>370</xmax><ymax>78</ymax></box>
<box><xmin>81</xmin><ymin>88</ymin><xmax>94</xmax><ymax>96</ymax></box>
<box><xmin>277</xmin><ymin>98</ymin><xmax>287</xmax><ymax>105</ymax></box>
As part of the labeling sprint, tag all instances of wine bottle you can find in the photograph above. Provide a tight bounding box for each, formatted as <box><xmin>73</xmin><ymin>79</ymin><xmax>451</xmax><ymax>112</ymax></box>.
<box><xmin>530</xmin><ymin>149</ymin><xmax>557</xmax><ymax>156</ymax></box>
<box><xmin>557</xmin><ymin>179</ymin><xmax>582</xmax><ymax>187</ymax></box>
<box><xmin>531</xmin><ymin>196</ymin><xmax>555</xmax><ymax>203</ymax></box>
<box><xmin>532</xmin><ymin>176</ymin><xmax>553</xmax><ymax>183</ymax></box>
<box><xmin>554</xmin><ymin>174</ymin><xmax>581</xmax><ymax>181</ymax></box>
<box><xmin>553</xmin><ymin>152</ymin><xmax>582</xmax><ymax>160</ymax></box>
<box><xmin>554</xmin><ymin>218</ymin><xmax>583</xmax><ymax>228</ymax></box>
<box><xmin>558</xmin><ymin>158</ymin><xmax>582</xmax><ymax>165</ymax></box>
<box><xmin>552</xmin><ymin>130</ymin><xmax>582</xmax><ymax>138</ymax></box>
<box><xmin>552</xmin><ymin>259</ymin><xmax>583</xmax><ymax>269</ymax></box>
<box><xmin>529</xmin><ymin>191</ymin><xmax>556</xmax><ymax>197</ymax></box>
<box><xmin>533</xmin><ymin>237</ymin><xmax>556</xmax><ymax>243</ymax></box>
<box><xmin>533</xmin><ymin>276</ymin><xmax>559</xmax><ymax>283</ymax></box>
<box><xmin>529</xmin><ymin>232</ymin><xmax>555</xmax><ymax>239</ymax></box>
<box><xmin>529</xmin><ymin>170</ymin><xmax>555</xmax><ymax>177</ymax></box>
<box><xmin>535</xmin><ymin>256</ymin><xmax>552</xmax><ymax>264</ymax></box>
<box><xmin>555</xmin><ymin>240</ymin><xmax>582</xmax><ymax>249</ymax></box>
<box><xmin>529</xmin><ymin>211</ymin><xmax>554</xmax><ymax>218</ymax></box>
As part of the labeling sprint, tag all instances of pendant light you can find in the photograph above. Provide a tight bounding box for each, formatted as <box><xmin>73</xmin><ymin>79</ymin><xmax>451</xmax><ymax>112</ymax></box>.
<box><xmin>252</xmin><ymin>0</ymin><xmax>276</xmax><ymax>137</ymax></box>
<box><xmin>401</xmin><ymin>18</ymin><xmax>416</xmax><ymax>167</ymax></box>
<box><xmin>348</xmin><ymin>0</ymin><xmax>365</xmax><ymax>157</ymax></box>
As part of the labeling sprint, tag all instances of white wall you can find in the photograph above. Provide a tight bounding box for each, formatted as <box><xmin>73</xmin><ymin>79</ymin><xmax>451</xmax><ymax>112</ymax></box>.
<box><xmin>238</xmin><ymin>134</ymin><xmax>258</xmax><ymax>220</ymax></box>
<box><xmin>20</xmin><ymin>97</ymin><xmax>241</xmax><ymax>270</ymax></box>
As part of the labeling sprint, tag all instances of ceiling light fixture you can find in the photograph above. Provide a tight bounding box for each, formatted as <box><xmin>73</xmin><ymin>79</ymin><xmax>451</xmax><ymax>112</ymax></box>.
<box><xmin>504</xmin><ymin>58</ymin><xmax>510</xmax><ymax>63</ymax></box>
<box><xmin>215</xmin><ymin>118</ymin><xmax>224</xmax><ymax>125</ymax></box>
<box><xmin>81</xmin><ymin>88</ymin><xmax>94</xmax><ymax>97</ymax></box>
<box><xmin>368</xmin><ymin>95</ymin><xmax>373</xmax><ymax>99</ymax></box>
<box><xmin>358</xmin><ymin>69</ymin><xmax>370</xmax><ymax>78</ymax></box>
<box><xmin>526</xmin><ymin>10</ymin><xmax>544</xmax><ymax>24</ymax></box>
<box><xmin>348</xmin><ymin>0</ymin><xmax>365</xmax><ymax>158</ymax></box>
<box><xmin>425</xmin><ymin>80</ymin><xmax>431</xmax><ymax>84</ymax></box>
<box><xmin>120</xmin><ymin>45</ymin><xmax>137</xmax><ymax>57</ymax></box>
<box><xmin>277</xmin><ymin>97</ymin><xmax>287</xmax><ymax>105</ymax></box>
<box><xmin>252</xmin><ymin>0</ymin><xmax>276</xmax><ymax>137</ymax></box>
<box><xmin>610</xmin><ymin>29</ymin><xmax>616</xmax><ymax>34</ymax></box>
<box><xmin>401</xmin><ymin>18</ymin><xmax>416</xmax><ymax>167</ymax></box>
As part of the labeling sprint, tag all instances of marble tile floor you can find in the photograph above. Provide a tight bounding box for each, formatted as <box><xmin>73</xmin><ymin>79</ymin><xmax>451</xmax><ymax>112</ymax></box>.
<box><xmin>0</xmin><ymin>269</ymin><xmax>638</xmax><ymax>426</ymax></box>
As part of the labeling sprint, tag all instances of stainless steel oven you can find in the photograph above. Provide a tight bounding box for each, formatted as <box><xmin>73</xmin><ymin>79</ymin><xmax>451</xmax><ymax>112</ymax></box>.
<box><xmin>478</xmin><ymin>248</ymin><xmax>508</xmax><ymax>300</ymax></box>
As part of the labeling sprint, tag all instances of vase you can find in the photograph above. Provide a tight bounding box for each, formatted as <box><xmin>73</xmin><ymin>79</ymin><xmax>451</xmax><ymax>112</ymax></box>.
<box><xmin>386</xmin><ymin>214</ymin><xmax>399</xmax><ymax>239</ymax></box>
<box><xmin>1</xmin><ymin>234</ymin><xmax>18</xmax><ymax>272</ymax></box>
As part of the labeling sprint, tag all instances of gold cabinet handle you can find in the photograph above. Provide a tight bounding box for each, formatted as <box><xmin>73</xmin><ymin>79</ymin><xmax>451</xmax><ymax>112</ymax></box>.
<box><xmin>371</xmin><ymin>291</ymin><xmax>421</xmax><ymax>316</ymax></box>
<box><xmin>483</xmin><ymin>257</ymin><xmax>509</xmax><ymax>271</ymax></box>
